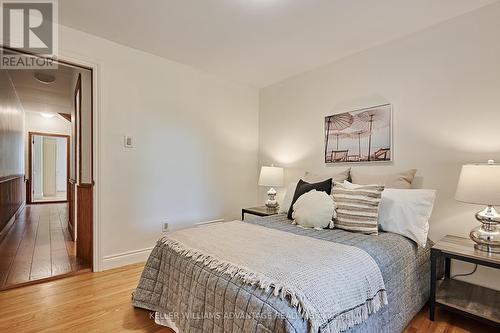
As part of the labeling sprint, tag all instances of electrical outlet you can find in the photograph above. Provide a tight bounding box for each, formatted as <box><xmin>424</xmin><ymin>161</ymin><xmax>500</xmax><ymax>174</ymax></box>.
<box><xmin>162</xmin><ymin>221</ymin><xmax>169</xmax><ymax>232</ymax></box>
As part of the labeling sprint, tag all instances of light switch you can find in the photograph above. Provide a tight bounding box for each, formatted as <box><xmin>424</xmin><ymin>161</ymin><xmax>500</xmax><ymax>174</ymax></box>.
<box><xmin>124</xmin><ymin>136</ymin><xmax>134</xmax><ymax>148</ymax></box>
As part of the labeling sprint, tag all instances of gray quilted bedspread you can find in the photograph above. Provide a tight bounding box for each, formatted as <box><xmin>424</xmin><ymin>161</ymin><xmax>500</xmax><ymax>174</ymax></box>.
<box><xmin>132</xmin><ymin>214</ymin><xmax>431</xmax><ymax>333</ymax></box>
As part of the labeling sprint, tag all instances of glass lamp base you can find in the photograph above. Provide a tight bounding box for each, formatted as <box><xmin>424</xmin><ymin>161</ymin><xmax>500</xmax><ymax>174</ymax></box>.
<box><xmin>265</xmin><ymin>200</ymin><xmax>279</xmax><ymax>209</ymax></box>
<box><xmin>470</xmin><ymin>207</ymin><xmax>500</xmax><ymax>253</ymax></box>
<box><xmin>265</xmin><ymin>187</ymin><xmax>279</xmax><ymax>209</ymax></box>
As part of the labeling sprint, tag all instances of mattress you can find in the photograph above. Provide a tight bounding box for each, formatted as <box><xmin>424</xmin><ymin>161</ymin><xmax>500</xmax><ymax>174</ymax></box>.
<box><xmin>132</xmin><ymin>214</ymin><xmax>430</xmax><ymax>332</ymax></box>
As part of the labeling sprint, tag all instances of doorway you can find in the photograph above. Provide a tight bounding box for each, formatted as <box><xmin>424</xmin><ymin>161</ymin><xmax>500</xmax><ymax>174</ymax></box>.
<box><xmin>0</xmin><ymin>46</ymin><xmax>95</xmax><ymax>290</ymax></box>
<box><xmin>29</xmin><ymin>133</ymin><xmax>70</xmax><ymax>204</ymax></box>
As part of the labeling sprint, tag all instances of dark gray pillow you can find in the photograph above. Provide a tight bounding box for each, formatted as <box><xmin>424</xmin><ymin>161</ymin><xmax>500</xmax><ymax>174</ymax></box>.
<box><xmin>287</xmin><ymin>178</ymin><xmax>333</xmax><ymax>220</ymax></box>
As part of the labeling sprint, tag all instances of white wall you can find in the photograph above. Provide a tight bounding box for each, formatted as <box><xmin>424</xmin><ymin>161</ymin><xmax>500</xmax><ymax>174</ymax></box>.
<box><xmin>80</xmin><ymin>70</ymin><xmax>92</xmax><ymax>184</ymax></box>
<box><xmin>24</xmin><ymin>112</ymin><xmax>72</xmax><ymax>136</ymax></box>
<box><xmin>260</xmin><ymin>4</ymin><xmax>500</xmax><ymax>290</ymax></box>
<box><xmin>69</xmin><ymin>69</ymin><xmax>93</xmax><ymax>184</ymax></box>
<box><xmin>56</xmin><ymin>24</ymin><xmax>260</xmax><ymax>267</ymax></box>
<box><xmin>0</xmin><ymin>71</ymin><xmax>24</xmax><ymax>178</ymax></box>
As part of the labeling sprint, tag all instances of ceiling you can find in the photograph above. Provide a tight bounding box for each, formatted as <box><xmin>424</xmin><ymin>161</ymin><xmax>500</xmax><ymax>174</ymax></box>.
<box><xmin>59</xmin><ymin>0</ymin><xmax>497</xmax><ymax>87</ymax></box>
<box><xmin>8</xmin><ymin>63</ymin><xmax>78</xmax><ymax>115</ymax></box>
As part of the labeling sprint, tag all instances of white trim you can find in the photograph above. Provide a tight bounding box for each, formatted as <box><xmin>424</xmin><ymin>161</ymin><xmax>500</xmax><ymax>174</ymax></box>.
<box><xmin>92</xmin><ymin>59</ymin><xmax>102</xmax><ymax>272</ymax></box>
<box><xmin>195</xmin><ymin>218</ymin><xmax>225</xmax><ymax>226</ymax></box>
<box><xmin>102</xmin><ymin>247</ymin><xmax>153</xmax><ymax>271</ymax></box>
<box><xmin>57</xmin><ymin>50</ymin><xmax>102</xmax><ymax>271</ymax></box>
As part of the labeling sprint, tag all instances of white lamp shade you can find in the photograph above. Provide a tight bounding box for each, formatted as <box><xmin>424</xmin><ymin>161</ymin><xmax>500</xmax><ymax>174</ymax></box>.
<box><xmin>258</xmin><ymin>166</ymin><xmax>284</xmax><ymax>187</ymax></box>
<box><xmin>455</xmin><ymin>163</ymin><xmax>500</xmax><ymax>206</ymax></box>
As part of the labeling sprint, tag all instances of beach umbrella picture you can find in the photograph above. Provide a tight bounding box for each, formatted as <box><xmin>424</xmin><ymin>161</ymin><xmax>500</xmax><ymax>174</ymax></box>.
<box><xmin>324</xmin><ymin>104</ymin><xmax>392</xmax><ymax>164</ymax></box>
<box><xmin>325</xmin><ymin>112</ymin><xmax>353</xmax><ymax>156</ymax></box>
<box><xmin>327</xmin><ymin>131</ymin><xmax>351</xmax><ymax>150</ymax></box>
<box><xmin>354</xmin><ymin>107</ymin><xmax>390</xmax><ymax>161</ymax></box>
<box><xmin>347</xmin><ymin>129</ymin><xmax>369</xmax><ymax>160</ymax></box>
<box><xmin>326</xmin><ymin>131</ymin><xmax>352</xmax><ymax>162</ymax></box>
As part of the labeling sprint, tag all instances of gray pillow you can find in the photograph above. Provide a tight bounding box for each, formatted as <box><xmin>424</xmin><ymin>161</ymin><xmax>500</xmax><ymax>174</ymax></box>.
<box><xmin>350</xmin><ymin>169</ymin><xmax>417</xmax><ymax>189</ymax></box>
<box><xmin>303</xmin><ymin>168</ymin><xmax>350</xmax><ymax>183</ymax></box>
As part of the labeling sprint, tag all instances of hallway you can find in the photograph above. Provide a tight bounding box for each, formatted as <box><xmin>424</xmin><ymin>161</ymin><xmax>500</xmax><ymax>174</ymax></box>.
<box><xmin>0</xmin><ymin>204</ymin><xmax>88</xmax><ymax>290</ymax></box>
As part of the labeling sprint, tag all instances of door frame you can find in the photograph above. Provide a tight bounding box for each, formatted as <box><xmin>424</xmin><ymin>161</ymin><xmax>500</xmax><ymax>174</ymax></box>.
<box><xmin>27</xmin><ymin>132</ymin><xmax>70</xmax><ymax>204</ymax></box>
<box><xmin>61</xmin><ymin>53</ymin><xmax>99</xmax><ymax>272</ymax></box>
<box><xmin>2</xmin><ymin>45</ymin><xmax>102</xmax><ymax>272</ymax></box>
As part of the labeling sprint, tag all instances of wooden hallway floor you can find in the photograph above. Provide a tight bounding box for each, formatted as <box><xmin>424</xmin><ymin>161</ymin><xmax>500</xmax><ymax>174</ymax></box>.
<box><xmin>0</xmin><ymin>203</ymin><xmax>88</xmax><ymax>290</ymax></box>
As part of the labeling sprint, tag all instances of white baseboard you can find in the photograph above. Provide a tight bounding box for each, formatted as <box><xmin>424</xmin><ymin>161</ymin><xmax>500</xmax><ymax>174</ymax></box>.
<box><xmin>102</xmin><ymin>247</ymin><xmax>153</xmax><ymax>270</ymax></box>
<box><xmin>195</xmin><ymin>218</ymin><xmax>225</xmax><ymax>226</ymax></box>
<box><xmin>101</xmin><ymin>218</ymin><xmax>225</xmax><ymax>271</ymax></box>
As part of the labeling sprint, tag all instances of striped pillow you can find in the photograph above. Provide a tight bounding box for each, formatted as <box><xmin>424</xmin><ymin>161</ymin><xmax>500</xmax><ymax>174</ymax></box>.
<box><xmin>331</xmin><ymin>183</ymin><xmax>384</xmax><ymax>235</ymax></box>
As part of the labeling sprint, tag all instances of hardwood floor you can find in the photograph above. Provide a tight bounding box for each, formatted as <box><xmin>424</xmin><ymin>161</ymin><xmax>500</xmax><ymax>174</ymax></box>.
<box><xmin>404</xmin><ymin>306</ymin><xmax>498</xmax><ymax>333</ymax></box>
<box><xmin>0</xmin><ymin>263</ymin><xmax>496</xmax><ymax>333</ymax></box>
<box><xmin>0</xmin><ymin>203</ymin><xmax>89</xmax><ymax>290</ymax></box>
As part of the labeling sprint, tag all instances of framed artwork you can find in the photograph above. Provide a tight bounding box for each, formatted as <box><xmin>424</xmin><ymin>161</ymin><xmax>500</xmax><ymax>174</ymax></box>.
<box><xmin>325</xmin><ymin>104</ymin><xmax>392</xmax><ymax>164</ymax></box>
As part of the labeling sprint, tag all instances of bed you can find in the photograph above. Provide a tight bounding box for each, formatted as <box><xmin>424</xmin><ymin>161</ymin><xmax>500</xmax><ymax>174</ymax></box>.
<box><xmin>132</xmin><ymin>214</ymin><xmax>431</xmax><ymax>333</ymax></box>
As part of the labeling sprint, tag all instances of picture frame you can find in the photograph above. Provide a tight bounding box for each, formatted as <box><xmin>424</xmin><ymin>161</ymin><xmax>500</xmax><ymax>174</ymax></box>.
<box><xmin>324</xmin><ymin>104</ymin><xmax>392</xmax><ymax>164</ymax></box>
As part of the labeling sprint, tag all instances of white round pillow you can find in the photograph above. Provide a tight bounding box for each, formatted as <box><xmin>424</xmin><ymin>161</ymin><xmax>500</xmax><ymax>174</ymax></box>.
<box><xmin>292</xmin><ymin>190</ymin><xmax>336</xmax><ymax>229</ymax></box>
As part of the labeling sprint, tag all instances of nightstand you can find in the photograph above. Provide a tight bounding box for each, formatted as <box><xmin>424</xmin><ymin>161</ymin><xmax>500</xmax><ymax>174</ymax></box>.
<box><xmin>241</xmin><ymin>206</ymin><xmax>279</xmax><ymax>221</ymax></box>
<box><xmin>430</xmin><ymin>235</ymin><xmax>500</xmax><ymax>328</ymax></box>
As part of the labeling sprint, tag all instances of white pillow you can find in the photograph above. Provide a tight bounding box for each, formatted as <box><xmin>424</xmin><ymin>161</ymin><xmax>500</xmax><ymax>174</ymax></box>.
<box><xmin>292</xmin><ymin>190</ymin><xmax>336</xmax><ymax>229</ymax></box>
<box><xmin>344</xmin><ymin>181</ymin><xmax>436</xmax><ymax>247</ymax></box>
<box><xmin>279</xmin><ymin>182</ymin><xmax>297</xmax><ymax>213</ymax></box>
<box><xmin>378</xmin><ymin>189</ymin><xmax>436</xmax><ymax>247</ymax></box>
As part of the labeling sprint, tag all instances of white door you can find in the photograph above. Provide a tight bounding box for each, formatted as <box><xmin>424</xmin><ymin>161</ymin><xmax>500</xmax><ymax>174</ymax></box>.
<box><xmin>42</xmin><ymin>137</ymin><xmax>57</xmax><ymax>197</ymax></box>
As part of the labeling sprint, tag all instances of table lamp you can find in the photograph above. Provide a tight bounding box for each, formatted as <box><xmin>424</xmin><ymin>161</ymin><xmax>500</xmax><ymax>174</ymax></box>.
<box><xmin>258</xmin><ymin>165</ymin><xmax>284</xmax><ymax>209</ymax></box>
<box><xmin>455</xmin><ymin>160</ymin><xmax>500</xmax><ymax>253</ymax></box>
